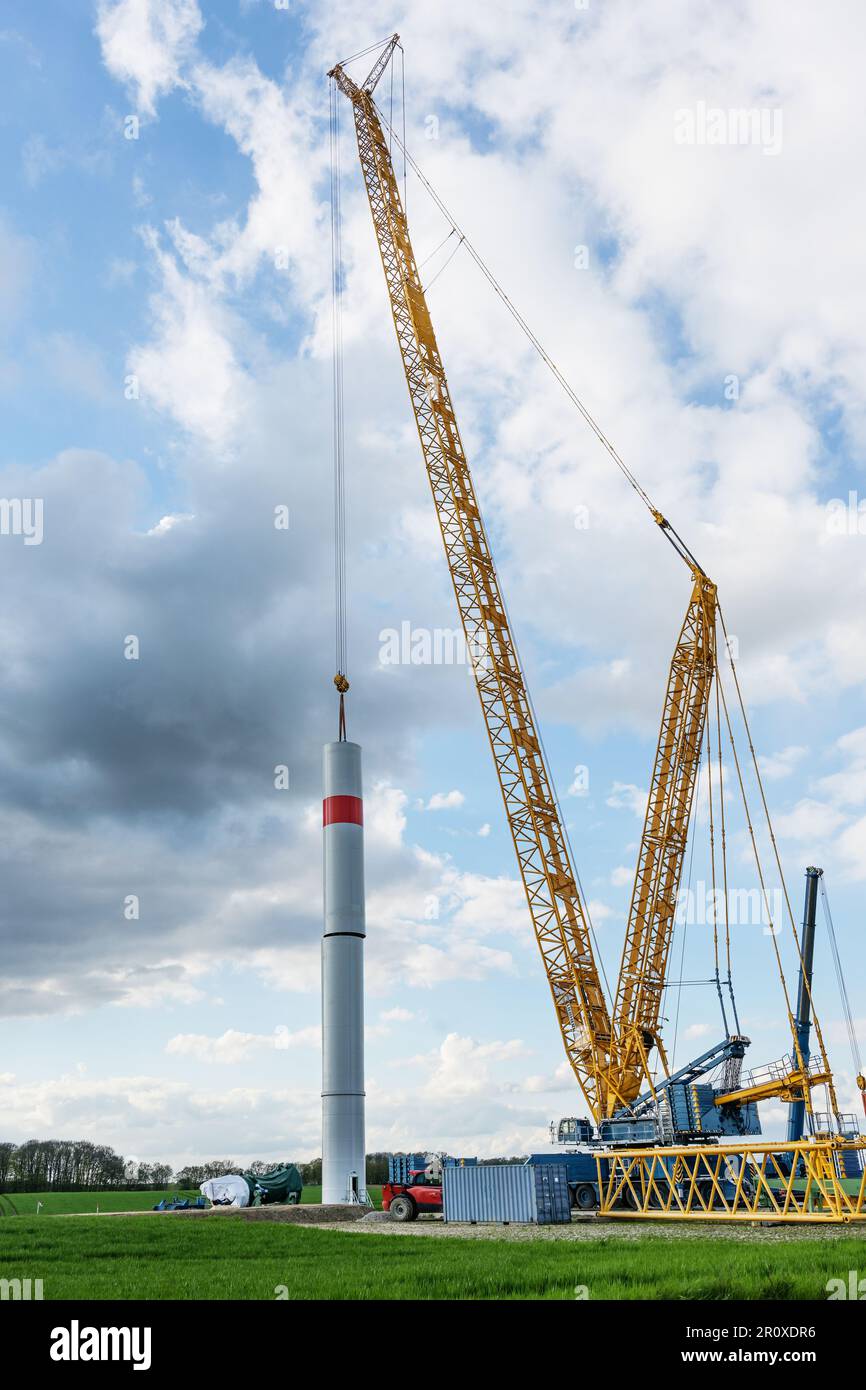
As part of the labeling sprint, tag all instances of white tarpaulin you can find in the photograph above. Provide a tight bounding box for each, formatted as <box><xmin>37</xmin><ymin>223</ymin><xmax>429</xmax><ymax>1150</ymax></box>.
<box><xmin>200</xmin><ymin>1175</ymin><xmax>250</xmax><ymax>1207</ymax></box>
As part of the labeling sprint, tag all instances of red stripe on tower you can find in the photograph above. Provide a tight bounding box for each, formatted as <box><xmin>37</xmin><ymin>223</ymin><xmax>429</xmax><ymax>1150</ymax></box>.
<box><xmin>323</xmin><ymin>794</ymin><xmax>364</xmax><ymax>827</ymax></box>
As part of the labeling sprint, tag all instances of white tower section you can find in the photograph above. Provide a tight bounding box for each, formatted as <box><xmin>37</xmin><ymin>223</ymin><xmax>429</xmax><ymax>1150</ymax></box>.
<box><xmin>321</xmin><ymin>739</ymin><xmax>366</xmax><ymax>1204</ymax></box>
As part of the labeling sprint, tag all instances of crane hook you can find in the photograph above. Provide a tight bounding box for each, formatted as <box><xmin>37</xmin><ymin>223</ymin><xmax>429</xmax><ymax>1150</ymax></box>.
<box><xmin>334</xmin><ymin>672</ymin><xmax>350</xmax><ymax>741</ymax></box>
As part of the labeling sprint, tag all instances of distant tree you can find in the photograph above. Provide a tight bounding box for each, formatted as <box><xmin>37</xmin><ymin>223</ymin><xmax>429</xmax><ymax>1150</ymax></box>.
<box><xmin>299</xmin><ymin>1157</ymin><xmax>322</xmax><ymax>1186</ymax></box>
<box><xmin>150</xmin><ymin>1163</ymin><xmax>173</xmax><ymax>1189</ymax></box>
<box><xmin>0</xmin><ymin>1140</ymin><xmax>130</xmax><ymax>1192</ymax></box>
<box><xmin>202</xmin><ymin>1160</ymin><xmax>240</xmax><ymax>1180</ymax></box>
<box><xmin>174</xmin><ymin>1166</ymin><xmax>206</xmax><ymax>1189</ymax></box>
<box><xmin>365</xmin><ymin>1153</ymin><xmax>390</xmax><ymax>1184</ymax></box>
<box><xmin>0</xmin><ymin>1143</ymin><xmax>16</xmax><ymax>1189</ymax></box>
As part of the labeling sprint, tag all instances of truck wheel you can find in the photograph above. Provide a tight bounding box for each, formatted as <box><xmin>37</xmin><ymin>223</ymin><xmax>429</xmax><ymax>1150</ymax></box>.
<box><xmin>389</xmin><ymin>1196</ymin><xmax>416</xmax><ymax>1222</ymax></box>
<box><xmin>574</xmin><ymin>1183</ymin><xmax>597</xmax><ymax>1212</ymax></box>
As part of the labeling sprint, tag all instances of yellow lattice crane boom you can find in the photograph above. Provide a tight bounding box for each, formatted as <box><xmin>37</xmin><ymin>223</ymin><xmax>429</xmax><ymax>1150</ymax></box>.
<box><xmin>329</xmin><ymin>44</ymin><xmax>615</xmax><ymax>1120</ymax></box>
<box><xmin>606</xmin><ymin>569</ymin><xmax>717</xmax><ymax>1112</ymax></box>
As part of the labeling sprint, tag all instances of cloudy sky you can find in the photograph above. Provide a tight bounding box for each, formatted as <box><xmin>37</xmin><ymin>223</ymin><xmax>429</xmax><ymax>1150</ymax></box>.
<box><xmin>1</xmin><ymin>0</ymin><xmax>865</xmax><ymax>1168</ymax></box>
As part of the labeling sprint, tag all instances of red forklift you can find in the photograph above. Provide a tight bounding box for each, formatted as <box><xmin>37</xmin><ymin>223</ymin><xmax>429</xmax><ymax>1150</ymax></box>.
<box><xmin>382</xmin><ymin>1155</ymin><xmax>444</xmax><ymax>1222</ymax></box>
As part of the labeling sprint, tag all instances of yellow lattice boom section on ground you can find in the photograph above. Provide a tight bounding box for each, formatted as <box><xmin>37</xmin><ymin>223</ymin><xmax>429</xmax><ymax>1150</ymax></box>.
<box><xmin>597</xmin><ymin>1138</ymin><xmax>866</xmax><ymax>1221</ymax></box>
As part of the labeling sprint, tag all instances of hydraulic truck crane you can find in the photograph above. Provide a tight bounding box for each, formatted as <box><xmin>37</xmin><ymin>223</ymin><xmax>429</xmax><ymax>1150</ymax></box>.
<box><xmin>329</xmin><ymin>36</ymin><xmax>866</xmax><ymax>1221</ymax></box>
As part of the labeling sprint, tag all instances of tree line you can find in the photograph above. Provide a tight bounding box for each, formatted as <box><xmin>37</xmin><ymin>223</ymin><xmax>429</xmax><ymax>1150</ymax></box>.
<box><xmin>0</xmin><ymin>1143</ymin><xmax>387</xmax><ymax>1192</ymax></box>
<box><xmin>0</xmin><ymin>1142</ymin><xmax>173</xmax><ymax>1193</ymax></box>
<box><xmin>0</xmin><ymin>1144</ymin><xmax>525</xmax><ymax>1193</ymax></box>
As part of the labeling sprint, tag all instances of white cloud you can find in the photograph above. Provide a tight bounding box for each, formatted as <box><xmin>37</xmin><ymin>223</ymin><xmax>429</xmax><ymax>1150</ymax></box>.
<box><xmin>95</xmin><ymin>0</ymin><xmax>203</xmax><ymax>117</ymax></box>
<box><xmin>166</xmin><ymin>1025</ymin><xmax>319</xmax><ymax>1063</ymax></box>
<box><xmin>611</xmin><ymin>865</ymin><xmax>633</xmax><ymax>887</ymax></box>
<box><xmin>403</xmin><ymin>942</ymin><xmax>515</xmax><ymax>988</ymax></box>
<box><xmin>0</xmin><ymin>1067</ymin><xmax>322</xmax><ymax>1166</ymax></box>
<box><xmin>758</xmin><ymin>746</ymin><xmax>808</xmax><ymax>781</ymax></box>
<box><xmin>683</xmin><ymin>1022</ymin><xmax>712</xmax><ymax>1041</ymax></box>
<box><xmin>424</xmin><ymin>789</ymin><xmax>465</xmax><ymax>811</ymax></box>
<box><xmin>129</xmin><ymin>227</ymin><xmax>250</xmax><ymax>448</ymax></box>
<box><xmin>0</xmin><ymin>1044</ymin><xmax>564</xmax><ymax>1166</ymax></box>
<box><xmin>836</xmin><ymin>816</ymin><xmax>866</xmax><ymax>883</ymax></box>
<box><xmin>763</xmin><ymin>725</ymin><xmax>866</xmax><ymax>881</ymax></box>
<box><xmin>379</xmin><ymin>1007</ymin><xmax>414</xmax><ymax>1024</ymax></box>
<box><xmin>366</xmin><ymin>1008</ymin><xmax>417</xmax><ymax>1038</ymax></box>
<box><xmin>410</xmin><ymin>1033</ymin><xmax>529</xmax><ymax>1101</ymax></box>
<box><xmin>775</xmin><ymin>799</ymin><xmax>846</xmax><ymax>844</ymax></box>
<box><xmin>190</xmin><ymin>55</ymin><xmax>324</xmax><ymax>291</ymax></box>
<box><xmin>606</xmin><ymin>782</ymin><xmax>648</xmax><ymax>817</ymax></box>
<box><xmin>816</xmin><ymin>727</ymin><xmax>866</xmax><ymax>808</ymax></box>
<box><xmin>132</xmin><ymin>172</ymin><xmax>152</xmax><ymax>208</ymax></box>
<box><xmin>587</xmin><ymin>898</ymin><xmax>615</xmax><ymax>924</ymax></box>
<box><xmin>146</xmin><ymin>512</ymin><xmax>194</xmax><ymax>536</ymax></box>
<box><xmin>366</xmin><ymin>783</ymin><xmax>408</xmax><ymax>849</ymax></box>
<box><xmin>444</xmin><ymin>871</ymin><xmax>527</xmax><ymax>938</ymax></box>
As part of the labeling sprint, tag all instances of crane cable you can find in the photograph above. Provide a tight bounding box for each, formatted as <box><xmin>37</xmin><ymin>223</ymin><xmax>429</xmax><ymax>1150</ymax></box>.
<box><xmin>819</xmin><ymin>876</ymin><xmax>865</xmax><ymax>1092</ymax></box>
<box><xmin>717</xmin><ymin>602</ymin><xmax>834</xmax><ymax>1098</ymax></box>
<box><xmin>423</xmin><ymin>234</ymin><xmax>466</xmax><ymax>295</ymax></box>
<box><xmin>705</xmin><ymin>698</ymin><xmax>730</xmax><ymax>1037</ymax></box>
<box><xmin>714</xmin><ymin>648</ymin><xmax>740</xmax><ymax>1032</ymax></box>
<box><xmin>714</xmin><ymin>611</ymin><xmax>841</xmax><ymax>1122</ymax></box>
<box><xmin>372</xmin><ymin>99</ymin><xmax>703</xmax><ymax>575</ymax></box>
<box><xmin>714</xmin><ymin>665</ymin><xmax>806</xmax><ymax>1078</ymax></box>
<box><xmin>329</xmin><ymin>79</ymin><xmax>349</xmax><ymax>737</ymax></box>
<box><xmin>336</xmin><ymin>35</ymin><xmax>400</xmax><ymax>68</ymax></box>
<box><xmin>670</xmin><ymin>806</ymin><xmax>698</xmax><ymax>1071</ymax></box>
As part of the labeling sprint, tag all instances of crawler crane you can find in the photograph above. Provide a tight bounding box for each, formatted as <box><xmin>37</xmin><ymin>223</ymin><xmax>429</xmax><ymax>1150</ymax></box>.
<box><xmin>329</xmin><ymin>36</ymin><xmax>866</xmax><ymax>1220</ymax></box>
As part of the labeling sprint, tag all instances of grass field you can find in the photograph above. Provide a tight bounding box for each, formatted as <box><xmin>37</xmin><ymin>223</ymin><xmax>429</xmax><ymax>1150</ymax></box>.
<box><xmin>1</xmin><ymin>1186</ymin><xmax>383</xmax><ymax>1216</ymax></box>
<box><xmin>2</xmin><ymin>1190</ymin><xmax>200</xmax><ymax>1216</ymax></box>
<box><xmin>1</xmin><ymin>1213</ymin><xmax>864</xmax><ymax>1299</ymax></box>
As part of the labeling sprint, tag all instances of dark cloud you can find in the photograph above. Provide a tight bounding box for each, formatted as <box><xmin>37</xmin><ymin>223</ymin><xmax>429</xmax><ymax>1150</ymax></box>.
<box><xmin>0</xmin><ymin>352</ymin><xmax>485</xmax><ymax>1017</ymax></box>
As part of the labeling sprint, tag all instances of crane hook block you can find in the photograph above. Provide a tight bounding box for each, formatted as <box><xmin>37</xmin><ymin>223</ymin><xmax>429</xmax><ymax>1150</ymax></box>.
<box><xmin>334</xmin><ymin>673</ymin><xmax>350</xmax><ymax>694</ymax></box>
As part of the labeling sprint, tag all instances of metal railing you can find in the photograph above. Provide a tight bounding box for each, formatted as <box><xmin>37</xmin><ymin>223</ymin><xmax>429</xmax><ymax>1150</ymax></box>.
<box><xmin>744</xmin><ymin>1054</ymin><xmax>825</xmax><ymax>1088</ymax></box>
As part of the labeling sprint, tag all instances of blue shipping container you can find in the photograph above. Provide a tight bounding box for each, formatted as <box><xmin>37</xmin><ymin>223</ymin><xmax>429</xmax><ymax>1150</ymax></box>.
<box><xmin>442</xmin><ymin>1162</ymin><xmax>571</xmax><ymax>1224</ymax></box>
<box><xmin>529</xmin><ymin>1151</ymin><xmax>597</xmax><ymax>1184</ymax></box>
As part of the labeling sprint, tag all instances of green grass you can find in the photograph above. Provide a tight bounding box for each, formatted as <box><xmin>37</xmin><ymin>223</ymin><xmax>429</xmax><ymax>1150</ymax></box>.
<box><xmin>1</xmin><ymin>1215</ymin><xmax>864</xmax><ymax>1299</ymax></box>
<box><xmin>1</xmin><ymin>1186</ymin><xmax>383</xmax><ymax>1216</ymax></box>
<box><xmin>2</xmin><ymin>1190</ymin><xmax>201</xmax><ymax>1216</ymax></box>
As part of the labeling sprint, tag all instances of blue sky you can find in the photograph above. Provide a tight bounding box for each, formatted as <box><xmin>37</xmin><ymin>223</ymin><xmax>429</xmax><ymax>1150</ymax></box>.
<box><xmin>0</xmin><ymin>0</ymin><xmax>864</xmax><ymax>1168</ymax></box>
